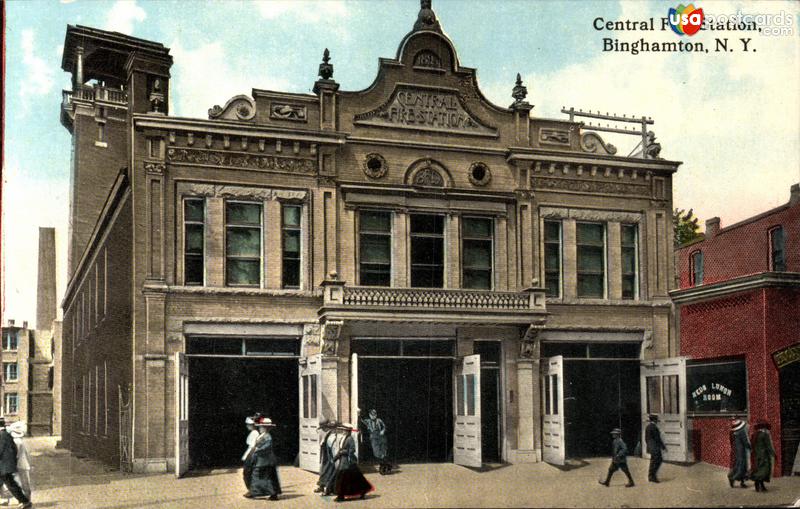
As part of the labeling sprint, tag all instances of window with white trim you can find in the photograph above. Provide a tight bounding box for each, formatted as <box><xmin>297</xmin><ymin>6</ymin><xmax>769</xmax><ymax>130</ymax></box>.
<box><xmin>621</xmin><ymin>224</ymin><xmax>639</xmax><ymax>300</ymax></box>
<box><xmin>282</xmin><ymin>204</ymin><xmax>302</xmax><ymax>288</ymax></box>
<box><xmin>690</xmin><ymin>250</ymin><xmax>703</xmax><ymax>286</ymax></box>
<box><xmin>3</xmin><ymin>393</ymin><xmax>18</xmax><ymax>414</ymax></box>
<box><xmin>3</xmin><ymin>362</ymin><xmax>18</xmax><ymax>382</ymax></box>
<box><xmin>544</xmin><ymin>220</ymin><xmax>562</xmax><ymax>298</ymax></box>
<box><xmin>2</xmin><ymin>331</ymin><xmax>17</xmax><ymax>351</ymax></box>
<box><xmin>462</xmin><ymin>217</ymin><xmax>493</xmax><ymax>290</ymax></box>
<box><xmin>359</xmin><ymin>210</ymin><xmax>392</xmax><ymax>287</ymax></box>
<box><xmin>184</xmin><ymin>198</ymin><xmax>205</xmax><ymax>285</ymax></box>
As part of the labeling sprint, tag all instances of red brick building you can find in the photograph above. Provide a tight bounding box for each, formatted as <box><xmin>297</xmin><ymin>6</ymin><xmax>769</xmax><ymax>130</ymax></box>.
<box><xmin>672</xmin><ymin>184</ymin><xmax>800</xmax><ymax>477</ymax></box>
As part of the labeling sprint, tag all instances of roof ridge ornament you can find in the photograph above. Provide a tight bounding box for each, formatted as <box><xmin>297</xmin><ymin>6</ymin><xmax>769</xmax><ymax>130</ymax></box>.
<box><xmin>512</xmin><ymin>73</ymin><xmax>528</xmax><ymax>105</ymax></box>
<box><xmin>318</xmin><ymin>48</ymin><xmax>333</xmax><ymax>80</ymax></box>
<box><xmin>413</xmin><ymin>0</ymin><xmax>442</xmax><ymax>32</ymax></box>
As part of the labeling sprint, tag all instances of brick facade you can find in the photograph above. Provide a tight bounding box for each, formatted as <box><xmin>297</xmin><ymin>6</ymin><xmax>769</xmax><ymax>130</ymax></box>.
<box><xmin>673</xmin><ymin>184</ymin><xmax>800</xmax><ymax>477</ymax></box>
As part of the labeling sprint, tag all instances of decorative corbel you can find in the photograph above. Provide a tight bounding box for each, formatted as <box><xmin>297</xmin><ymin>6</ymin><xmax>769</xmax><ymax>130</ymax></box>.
<box><xmin>321</xmin><ymin>320</ymin><xmax>343</xmax><ymax>356</ymax></box>
<box><xmin>519</xmin><ymin>324</ymin><xmax>543</xmax><ymax>359</ymax></box>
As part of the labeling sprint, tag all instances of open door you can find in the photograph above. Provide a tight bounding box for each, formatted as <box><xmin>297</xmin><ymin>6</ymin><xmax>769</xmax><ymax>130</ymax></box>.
<box><xmin>640</xmin><ymin>357</ymin><xmax>690</xmax><ymax>462</ymax></box>
<box><xmin>175</xmin><ymin>352</ymin><xmax>189</xmax><ymax>477</ymax></box>
<box><xmin>454</xmin><ymin>354</ymin><xmax>481</xmax><ymax>468</ymax></box>
<box><xmin>351</xmin><ymin>353</ymin><xmax>360</xmax><ymax>458</ymax></box>
<box><xmin>541</xmin><ymin>355</ymin><xmax>565</xmax><ymax>466</ymax></box>
<box><xmin>299</xmin><ymin>354</ymin><xmax>322</xmax><ymax>472</ymax></box>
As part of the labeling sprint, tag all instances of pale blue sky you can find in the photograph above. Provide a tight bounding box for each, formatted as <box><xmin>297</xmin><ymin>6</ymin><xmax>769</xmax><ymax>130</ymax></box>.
<box><xmin>3</xmin><ymin>0</ymin><xmax>799</xmax><ymax>326</ymax></box>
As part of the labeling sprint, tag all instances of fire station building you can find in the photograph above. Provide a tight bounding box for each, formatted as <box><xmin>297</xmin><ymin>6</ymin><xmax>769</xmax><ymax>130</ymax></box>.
<box><xmin>59</xmin><ymin>2</ymin><xmax>685</xmax><ymax>474</ymax></box>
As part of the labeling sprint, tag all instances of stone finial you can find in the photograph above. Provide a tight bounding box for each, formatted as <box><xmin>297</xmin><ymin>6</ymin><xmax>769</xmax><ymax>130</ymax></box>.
<box><xmin>318</xmin><ymin>48</ymin><xmax>334</xmax><ymax>80</ymax></box>
<box><xmin>414</xmin><ymin>0</ymin><xmax>441</xmax><ymax>31</ymax></box>
<box><xmin>512</xmin><ymin>73</ymin><xmax>528</xmax><ymax>104</ymax></box>
<box><xmin>645</xmin><ymin>131</ymin><xmax>662</xmax><ymax>159</ymax></box>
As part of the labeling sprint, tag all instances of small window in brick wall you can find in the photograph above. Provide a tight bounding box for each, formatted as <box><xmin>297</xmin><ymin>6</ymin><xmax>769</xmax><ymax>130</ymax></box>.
<box><xmin>770</xmin><ymin>226</ymin><xmax>786</xmax><ymax>271</ymax></box>
<box><xmin>690</xmin><ymin>250</ymin><xmax>703</xmax><ymax>286</ymax></box>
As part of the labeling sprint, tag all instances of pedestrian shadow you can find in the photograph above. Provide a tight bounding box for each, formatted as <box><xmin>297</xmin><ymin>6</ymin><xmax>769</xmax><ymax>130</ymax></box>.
<box><xmin>28</xmin><ymin>503</ymin><xmax>57</xmax><ymax>508</ymax></box>
<box><xmin>546</xmin><ymin>458</ymin><xmax>591</xmax><ymax>472</ymax></box>
<box><xmin>477</xmin><ymin>462</ymin><xmax>511</xmax><ymax>473</ymax></box>
<box><xmin>183</xmin><ymin>468</ymin><xmax>238</xmax><ymax>477</ymax></box>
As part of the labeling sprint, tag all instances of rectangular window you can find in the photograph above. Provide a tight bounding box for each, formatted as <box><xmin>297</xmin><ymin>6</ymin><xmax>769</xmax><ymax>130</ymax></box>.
<box><xmin>687</xmin><ymin>359</ymin><xmax>747</xmax><ymax>415</ymax></box>
<box><xmin>3</xmin><ymin>393</ymin><xmax>18</xmax><ymax>414</ymax></box>
<box><xmin>225</xmin><ymin>201</ymin><xmax>262</xmax><ymax>286</ymax></box>
<box><xmin>282</xmin><ymin>204</ymin><xmax>302</xmax><ymax>288</ymax></box>
<box><xmin>410</xmin><ymin>214</ymin><xmax>445</xmax><ymax>288</ymax></box>
<box><xmin>621</xmin><ymin>224</ymin><xmax>639</xmax><ymax>300</ymax></box>
<box><xmin>97</xmin><ymin>122</ymin><xmax>106</xmax><ymax>143</ymax></box>
<box><xmin>690</xmin><ymin>250</ymin><xmax>703</xmax><ymax>286</ymax></box>
<box><xmin>3</xmin><ymin>331</ymin><xmax>17</xmax><ymax>351</ymax></box>
<box><xmin>770</xmin><ymin>226</ymin><xmax>786</xmax><ymax>271</ymax></box>
<box><xmin>544</xmin><ymin>220</ymin><xmax>562</xmax><ymax>298</ymax></box>
<box><xmin>462</xmin><ymin>217</ymin><xmax>493</xmax><ymax>290</ymax></box>
<box><xmin>359</xmin><ymin>210</ymin><xmax>392</xmax><ymax>286</ymax></box>
<box><xmin>184</xmin><ymin>198</ymin><xmax>205</xmax><ymax>285</ymax></box>
<box><xmin>577</xmin><ymin>222</ymin><xmax>606</xmax><ymax>298</ymax></box>
<box><xmin>3</xmin><ymin>363</ymin><xmax>18</xmax><ymax>382</ymax></box>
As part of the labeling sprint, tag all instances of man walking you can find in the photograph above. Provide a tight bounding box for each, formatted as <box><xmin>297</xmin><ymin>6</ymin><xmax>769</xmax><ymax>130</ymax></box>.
<box><xmin>0</xmin><ymin>418</ymin><xmax>31</xmax><ymax>508</ymax></box>
<box><xmin>599</xmin><ymin>428</ymin><xmax>635</xmax><ymax>488</ymax></box>
<box><xmin>645</xmin><ymin>414</ymin><xmax>667</xmax><ymax>482</ymax></box>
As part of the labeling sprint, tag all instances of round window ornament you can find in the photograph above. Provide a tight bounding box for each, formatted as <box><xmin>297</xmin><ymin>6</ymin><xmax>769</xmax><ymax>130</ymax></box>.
<box><xmin>468</xmin><ymin>162</ymin><xmax>491</xmax><ymax>186</ymax></box>
<box><xmin>363</xmin><ymin>153</ymin><xmax>388</xmax><ymax>179</ymax></box>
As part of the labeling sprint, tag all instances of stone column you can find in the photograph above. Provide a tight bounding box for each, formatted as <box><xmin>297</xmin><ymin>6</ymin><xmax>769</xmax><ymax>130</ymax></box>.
<box><xmin>607</xmin><ymin>221</ymin><xmax>622</xmax><ymax>300</ymax></box>
<box><xmin>205</xmin><ymin>197</ymin><xmax>224</xmax><ymax>287</ymax></box>
<box><xmin>265</xmin><ymin>200</ymin><xmax>282</xmax><ymax>289</ymax></box>
<box><xmin>75</xmin><ymin>46</ymin><xmax>84</xmax><ymax>87</ymax></box>
<box><xmin>562</xmin><ymin>218</ymin><xmax>577</xmax><ymax>299</ymax></box>
<box><xmin>393</xmin><ymin>211</ymin><xmax>408</xmax><ymax>287</ymax></box>
<box><xmin>446</xmin><ymin>214</ymin><xmax>461</xmax><ymax>288</ymax></box>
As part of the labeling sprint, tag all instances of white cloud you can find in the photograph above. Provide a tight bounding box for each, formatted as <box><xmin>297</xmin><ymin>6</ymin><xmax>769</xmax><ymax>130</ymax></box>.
<box><xmin>169</xmin><ymin>39</ymin><xmax>291</xmax><ymax>118</ymax></box>
<box><xmin>253</xmin><ymin>0</ymin><xmax>348</xmax><ymax>22</ymax></box>
<box><xmin>19</xmin><ymin>29</ymin><xmax>55</xmax><ymax>101</ymax></box>
<box><xmin>105</xmin><ymin>0</ymin><xmax>146</xmax><ymax>35</ymax></box>
<box><xmin>507</xmin><ymin>0</ymin><xmax>800</xmax><ymax>227</ymax></box>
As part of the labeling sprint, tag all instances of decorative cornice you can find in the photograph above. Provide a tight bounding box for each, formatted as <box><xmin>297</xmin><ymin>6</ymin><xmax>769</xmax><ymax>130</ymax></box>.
<box><xmin>669</xmin><ymin>272</ymin><xmax>800</xmax><ymax>304</ymax></box>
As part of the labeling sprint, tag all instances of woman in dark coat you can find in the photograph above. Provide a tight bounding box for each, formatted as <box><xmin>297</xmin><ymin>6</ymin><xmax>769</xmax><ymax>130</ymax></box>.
<box><xmin>728</xmin><ymin>419</ymin><xmax>751</xmax><ymax>488</ymax></box>
<box><xmin>247</xmin><ymin>417</ymin><xmax>282</xmax><ymax>500</ymax></box>
<box><xmin>750</xmin><ymin>421</ymin><xmax>776</xmax><ymax>492</ymax></box>
<box><xmin>315</xmin><ymin>420</ymin><xmax>340</xmax><ymax>495</ymax></box>
<box><xmin>333</xmin><ymin>423</ymin><xmax>374</xmax><ymax>502</ymax></box>
<box><xmin>361</xmin><ymin>409</ymin><xmax>391</xmax><ymax>474</ymax></box>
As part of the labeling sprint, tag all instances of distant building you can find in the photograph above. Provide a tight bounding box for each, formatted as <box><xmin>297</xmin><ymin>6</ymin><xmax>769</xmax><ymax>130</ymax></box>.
<box><xmin>672</xmin><ymin>184</ymin><xmax>800</xmax><ymax>477</ymax></box>
<box><xmin>1</xmin><ymin>227</ymin><xmax>61</xmax><ymax>435</ymax></box>
<box><xmin>59</xmin><ymin>3</ymin><xmax>683</xmax><ymax>474</ymax></box>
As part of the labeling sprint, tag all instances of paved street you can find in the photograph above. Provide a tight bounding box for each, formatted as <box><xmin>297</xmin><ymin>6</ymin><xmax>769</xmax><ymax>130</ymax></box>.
<box><xmin>23</xmin><ymin>438</ymin><xmax>800</xmax><ymax>508</ymax></box>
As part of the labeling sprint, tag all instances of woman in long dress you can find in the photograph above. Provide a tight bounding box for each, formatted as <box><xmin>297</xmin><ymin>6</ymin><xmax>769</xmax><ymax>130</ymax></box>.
<box><xmin>728</xmin><ymin>419</ymin><xmax>751</xmax><ymax>488</ymax></box>
<box><xmin>750</xmin><ymin>421</ymin><xmax>776</xmax><ymax>492</ymax></box>
<box><xmin>361</xmin><ymin>409</ymin><xmax>391</xmax><ymax>474</ymax></box>
<box><xmin>247</xmin><ymin>417</ymin><xmax>282</xmax><ymax>500</ymax></box>
<box><xmin>242</xmin><ymin>414</ymin><xmax>260</xmax><ymax>496</ymax></box>
<box><xmin>333</xmin><ymin>423</ymin><xmax>374</xmax><ymax>502</ymax></box>
<box><xmin>315</xmin><ymin>420</ymin><xmax>340</xmax><ymax>495</ymax></box>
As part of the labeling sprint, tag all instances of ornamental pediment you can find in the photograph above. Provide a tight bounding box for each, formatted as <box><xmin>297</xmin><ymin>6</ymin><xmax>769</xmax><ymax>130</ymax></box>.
<box><xmin>353</xmin><ymin>84</ymin><xmax>497</xmax><ymax>137</ymax></box>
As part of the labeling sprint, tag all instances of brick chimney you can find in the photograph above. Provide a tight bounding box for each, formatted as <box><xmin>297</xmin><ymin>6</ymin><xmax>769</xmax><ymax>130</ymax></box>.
<box><xmin>705</xmin><ymin>217</ymin><xmax>721</xmax><ymax>238</ymax></box>
<box><xmin>22</xmin><ymin>321</ymin><xmax>28</xmax><ymax>330</ymax></box>
<box><xmin>790</xmin><ymin>183</ymin><xmax>799</xmax><ymax>206</ymax></box>
<box><xmin>37</xmin><ymin>227</ymin><xmax>57</xmax><ymax>330</ymax></box>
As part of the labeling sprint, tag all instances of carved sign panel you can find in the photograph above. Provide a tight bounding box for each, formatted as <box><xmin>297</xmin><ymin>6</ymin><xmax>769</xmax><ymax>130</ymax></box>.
<box><xmin>270</xmin><ymin>103</ymin><xmax>307</xmax><ymax>122</ymax></box>
<box><xmin>168</xmin><ymin>148</ymin><xmax>316</xmax><ymax>174</ymax></box>
<box><xmin>533</xmin><ymin>176</ymin><xmax>650</xmax><ymax>197</ymax></box>
<box><xmin>354</xmin><ymin>85</ymin><xmax>497</xmax><ymax>137</ymax></box>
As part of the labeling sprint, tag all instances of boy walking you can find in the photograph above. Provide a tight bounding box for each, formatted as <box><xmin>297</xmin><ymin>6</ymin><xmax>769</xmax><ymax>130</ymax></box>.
<box><xmin>599</xmin><ymin>428</ymin><xmax>635</xmax><ymax>488</ymax></box>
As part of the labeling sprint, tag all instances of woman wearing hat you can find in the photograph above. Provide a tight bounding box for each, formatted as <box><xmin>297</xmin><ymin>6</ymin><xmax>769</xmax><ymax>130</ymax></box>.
<box><xmin>750</xmin><ymin>421</ymin><xmax>776</xmax><ymax>492</ymax></box>
<box><xmin>315</xmin><ymin>420</ymin><xmax>341</xmax><ymax>495</ymax></box>
<box><xmin>2</xmin><ymin>422</ymin><xmax>31</xmax><ymax>505</ymax></box>
<box><xmin>241</xmin><ymin>414</ymin><xmax>260</xmax><ymax>496</ymax></box>
<box><xmin>246</xmin><ymin>417</ymin><xmax>282</xmax><ymax>500</ymax></box>
<box><xmin>332</xmin><ymin>423</ymin><xmax>374</xmax><ymax>502</ymax></box>
<box><xmin>728</xmin><ymin>418</ymin><xmax>751</xmax><ymax>488</ymax></box>
<box><xmin>360</xmin><ymin>409</ymin><xmax>391</xmax><ymax>475</ymax></box>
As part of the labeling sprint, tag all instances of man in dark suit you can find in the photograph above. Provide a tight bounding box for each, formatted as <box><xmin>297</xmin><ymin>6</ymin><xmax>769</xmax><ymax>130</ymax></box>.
<box><xmin>645</xmin><ymin>414</ymin><xmax>667</xmax><ymax>483</ymax></box>
<box><xmin>0</xmin><ymin>418</ymin><xmax>31</xmax><ymax>508</ymax></box>
<box><xmin>599</xmin><ymin>428</ymin><xmax>635</xmax><ymax>487</ymax></box>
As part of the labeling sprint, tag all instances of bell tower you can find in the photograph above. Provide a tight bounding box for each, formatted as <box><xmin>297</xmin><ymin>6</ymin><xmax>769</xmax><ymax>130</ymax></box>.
<box><xmin>60</xmin><ymin>26</ymin><xmax>172</xmax><ymax>275</ymax></box>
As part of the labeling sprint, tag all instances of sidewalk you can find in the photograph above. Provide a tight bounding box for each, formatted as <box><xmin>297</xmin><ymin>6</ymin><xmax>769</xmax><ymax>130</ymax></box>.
<box><xmin>24</xmin><ymin>437</ymin><xmax>800</xmax><ymax>508</ymax></box>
